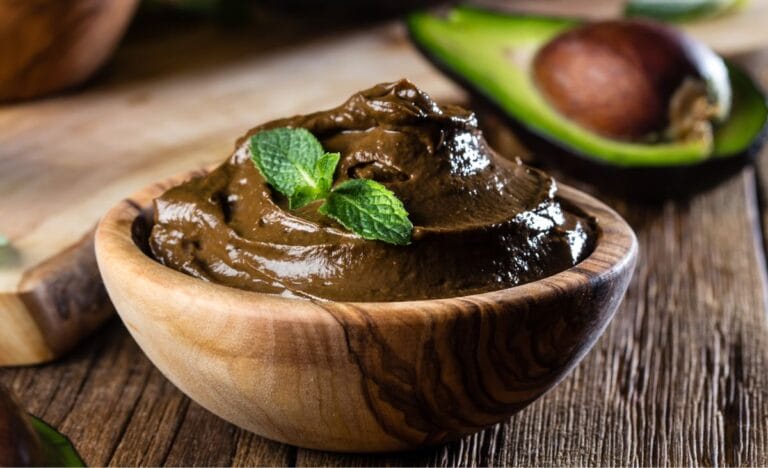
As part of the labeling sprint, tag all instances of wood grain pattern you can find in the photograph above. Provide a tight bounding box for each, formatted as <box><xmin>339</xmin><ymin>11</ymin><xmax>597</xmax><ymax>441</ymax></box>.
<box><xmin>0</xmin><ymin>229</ymin><xmax>114</xmax><ymax>366</ymax></box>
<box><xmin>295</xmin><ymin>172</ymin><xmax>768</xmax><ymax>467</ymax></box>
<box><xmin>94</xmin><ymin>170</ymin><xmax>636</xmax><ymax>452</ymax></box>
<box><xmin>20</xmin><ymin>232</ymin><xmax>112</xmax><ymax>355</ymax></box>
<box><xmin>0</xmin><ymin>319</ymin><xmax>298</xmax><ymax>467</ymax></box>
<box><xmin>1</xmin><ymin>14</ymin><xmax>768</xmax><ymax>467</ymax></box>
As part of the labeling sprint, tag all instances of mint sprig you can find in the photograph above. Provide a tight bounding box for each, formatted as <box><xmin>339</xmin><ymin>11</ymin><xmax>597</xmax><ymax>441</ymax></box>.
<box><xmin>319</xmin><ymin>179</ymin><xmax>413</xmax><ymax>246</ymax></box>
<box><xmin>249</xmin><ymin>127</ymin><xmax>413</xmax><ymax>245</ymax></box>
<box><xmin>250</xmin><ymin>127</ymin><xmax>339</xmax><ymax>209</ymax></box>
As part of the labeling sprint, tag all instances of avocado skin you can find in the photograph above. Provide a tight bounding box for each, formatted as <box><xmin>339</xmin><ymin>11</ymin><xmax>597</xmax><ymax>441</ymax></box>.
<box><xmin>407</xmin><ymin>8</ymin><xmax>768</xmax><ymax>200</ymax></box>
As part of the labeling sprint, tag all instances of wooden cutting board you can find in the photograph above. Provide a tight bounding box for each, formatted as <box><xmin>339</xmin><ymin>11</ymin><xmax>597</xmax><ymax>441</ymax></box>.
<box><xmin>2</xmin><ymin>2</ymin><xmax>766</xmax><ymax>366</ymax></box>
<box><xmin>483</xmin><ymin>0</ymin><xmax>768</xmax><ymax>55</ymax></box>
<box><xmin>0</xmin><ymin>21</ymin><xmax>458</xmax><ymax>366</ymax></box>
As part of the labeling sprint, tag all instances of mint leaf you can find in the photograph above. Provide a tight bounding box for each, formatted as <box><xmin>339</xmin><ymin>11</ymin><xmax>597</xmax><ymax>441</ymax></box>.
<box><xmin>249</xmin><ymin>127</ymin><xmax>413</xmax><ymax>245</ymax></box>
<box><xmin>316</xmin><ymin>152</ymin><xmax>340</xmax><ymax>195</ymax></box>
<box><xmin>249</xmin><ymin>128</ymin><xmax>338</xmax><ymax>209</ymax></box>
<box><xmin>29</xmin><ymin>416</ymin><xmax>84</xmax><ymax>467</ymax></box>
<box><xmin>319</xmin><ymin>179</ymin><xmax>413</xmax><ymax>245</ymax></box>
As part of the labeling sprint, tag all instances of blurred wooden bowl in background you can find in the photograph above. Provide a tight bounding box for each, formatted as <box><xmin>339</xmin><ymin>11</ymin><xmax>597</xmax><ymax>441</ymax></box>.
<box><xmin>0</xmin><ymin>0</ymin><xmax>138</xmax><ymax>102</ymax></box>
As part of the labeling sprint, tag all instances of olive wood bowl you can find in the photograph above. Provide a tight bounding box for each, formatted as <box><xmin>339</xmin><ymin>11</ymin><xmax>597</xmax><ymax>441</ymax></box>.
<box><xmin>94</xmin><ymin>169</ymin><xmax>638</xmax><ymax>452</ymax></box>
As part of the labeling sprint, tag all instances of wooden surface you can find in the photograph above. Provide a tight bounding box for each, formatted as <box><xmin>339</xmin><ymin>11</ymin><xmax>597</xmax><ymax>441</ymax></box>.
<box><xmin>476</xmin><ymin>0</ymin><xmax>768</xmax><ymax>55</ymax></box>
<box><xmin>1</xmin><ymin>9</ymin><xmax>768</xmax><ymax>467</ymax></box>
<box><xmin>94</xmin><ymin>167</ymin><xmax>635</xmax><ymax>452</ymax></box>
<box><xmin>0</xmin><ymin>2</ymin><xmax>765</xmax><ymax>367</ymax></box>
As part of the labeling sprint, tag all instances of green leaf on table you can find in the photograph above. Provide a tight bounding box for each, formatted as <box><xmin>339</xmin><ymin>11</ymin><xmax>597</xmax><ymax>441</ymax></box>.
<box><xmin>319</xmin><ymin>179</ymin><xmax>413</xmax><ymax>245</ymax></box>
<box><xmin>29</xmin><ymin>416</ymin><xmax>85</xmax><ymax>467</ymax></box>
<box><xmin>249</xmin><ymin>127</ymin><xmax>339</xmax><ymax>209</ymax></box>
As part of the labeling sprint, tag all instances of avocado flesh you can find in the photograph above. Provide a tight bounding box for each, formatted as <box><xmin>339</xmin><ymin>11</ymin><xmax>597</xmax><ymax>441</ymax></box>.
<box><xmin>408</xmin><ymin>7</ymin><xmax>767</xmax><ymax>167</ymax></box>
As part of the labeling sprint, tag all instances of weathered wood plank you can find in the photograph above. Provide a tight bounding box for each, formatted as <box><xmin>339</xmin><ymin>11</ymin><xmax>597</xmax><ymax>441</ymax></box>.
<box><xmin>295</xmin><ymin>161</ymin><xmax>768</xmax><ymax>468</ymax></box>
<box><xmin>0</xmin><ymin>320</ymin><xmax>296</xmax><ymax>467</ymax></box>
<box><xmin>231</xmin><ymin>429</ymin><xmax>296</xmax><ymax>467</ymax></box>
<box><xmin>296</xmin><ymin>51</ymin><xmax>768</xmax><ymax>466</ymax></box>
<box><xmin>108</xmin><ymin>367</ymin><xmax>190</xmax><ymax>466</ymax></box>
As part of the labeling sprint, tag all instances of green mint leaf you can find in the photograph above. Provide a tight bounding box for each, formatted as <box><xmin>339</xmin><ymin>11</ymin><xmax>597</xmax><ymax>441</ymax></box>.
<box><xmin>290</xmin><ymin>186</ymin><xmax>322</xmax><ymax>210</ymax></box>
<box><xmin>249</xmin><ymin>127</ymin><xmax>413</xmax><ymax>245</ymax></box>
<box><xmin>249</xmin><ymin>128</ymin><xmax>338</xmax><ymax>209</ymax></box>
<box><xmin>319</xmin><ymin>179</ymin><xmax>413</xmax><ymax>245</ymax></box>
<box><xmin>30</xmin><ymin>416</ymin><xmax>84</xmax><ymax>467</ymax></box>
<box><xmin>315</xmin><ymin>152</ymin><xmax>340</xmax><ymax>195</ymax></box>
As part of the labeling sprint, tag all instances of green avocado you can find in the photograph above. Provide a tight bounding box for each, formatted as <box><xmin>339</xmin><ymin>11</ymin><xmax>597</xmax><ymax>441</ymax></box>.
<box><xmin>407</xmin><ymin>6</ymin><xmax>767</xmax><ymax>169</ymax></box>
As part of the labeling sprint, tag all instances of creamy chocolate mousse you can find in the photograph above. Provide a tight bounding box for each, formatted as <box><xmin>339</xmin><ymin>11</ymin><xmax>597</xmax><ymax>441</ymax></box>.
<box><xmin>149</xmin><ymin>80</ymin><xmax>596</xmax><ymax>301</ymax></box>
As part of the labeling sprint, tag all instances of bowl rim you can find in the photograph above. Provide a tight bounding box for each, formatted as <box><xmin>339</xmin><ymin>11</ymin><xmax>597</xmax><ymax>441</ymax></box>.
<box><xmin>95</xmin><ymin>167</ymin><xmax>638</xmax><ymax>315</ymax></box>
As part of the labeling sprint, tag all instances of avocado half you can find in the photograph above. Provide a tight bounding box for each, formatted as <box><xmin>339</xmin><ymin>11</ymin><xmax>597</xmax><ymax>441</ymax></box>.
<box><xmin>408</xmin><ymin>6</ymin><xmax>768</xmax><ymax>199</ymax></box>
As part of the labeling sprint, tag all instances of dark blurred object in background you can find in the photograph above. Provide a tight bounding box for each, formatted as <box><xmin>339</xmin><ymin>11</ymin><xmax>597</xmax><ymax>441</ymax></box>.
<box><xmin>139</xmin><ymin>0</ymin><xmax>446</xmax><ymax>27</ymax></box>
<box><xmin>0</xmin><ymin>384</ymin><xmax>43</xmax><ymax>467</ymax></box>
<box><xmin>258</xmin><ymin>0</ymin><xmax>445</xmax><ymax>16</ymax></box>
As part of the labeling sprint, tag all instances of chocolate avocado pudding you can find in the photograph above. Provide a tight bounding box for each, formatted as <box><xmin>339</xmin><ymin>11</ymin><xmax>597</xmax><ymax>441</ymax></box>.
<box><xmin>149</xmin><ymin>80</ymin><xmax>596</xmax><ymax>301</ymax></box>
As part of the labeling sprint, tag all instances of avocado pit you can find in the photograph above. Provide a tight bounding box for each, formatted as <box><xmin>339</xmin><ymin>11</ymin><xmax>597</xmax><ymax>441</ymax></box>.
<box><xmin>532</xmin><ymin>20</ymin><xmax>730</xmax><ymax>144</ymax></box>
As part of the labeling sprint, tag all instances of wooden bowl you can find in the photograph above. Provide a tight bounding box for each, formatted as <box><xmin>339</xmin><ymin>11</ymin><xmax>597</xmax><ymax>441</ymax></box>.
<box><xmin>0</xmin><ymin>0</ymin><xmax>138</xmax><ymax>101</ymax></box>
<box><xmin>94</xmin><ymin>169</ymin><xmax>638</xmax><ymax>452</ymax></box>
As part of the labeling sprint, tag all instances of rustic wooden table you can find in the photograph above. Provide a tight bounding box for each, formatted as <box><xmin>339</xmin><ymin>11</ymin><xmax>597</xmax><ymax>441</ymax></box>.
<box><xmin>2</xmin><ymin>10</ymin><xmax>768</xmax><ymax>467</ymax></box>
